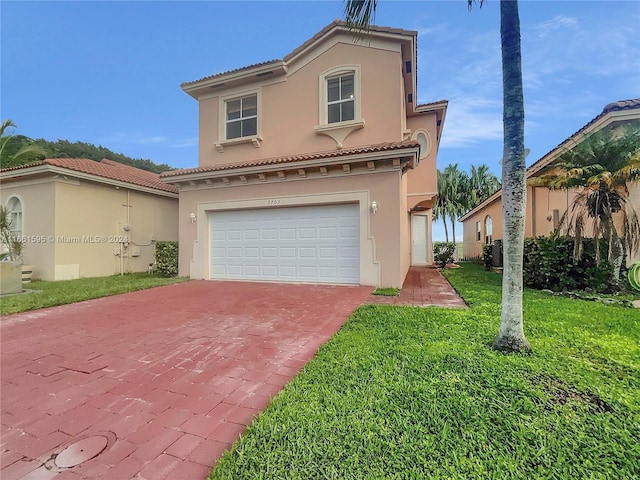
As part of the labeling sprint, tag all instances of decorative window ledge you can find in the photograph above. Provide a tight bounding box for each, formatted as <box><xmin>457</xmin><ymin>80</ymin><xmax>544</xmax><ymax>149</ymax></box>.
<box><xmin>215</xmin><ymin>136</ymin><xmax>262</xmax><ymax>153</ymax></box>
<box><xmin>314</xmin><ymin>120</ymin><xmax>365</xmax><ymax>148</ymax></box>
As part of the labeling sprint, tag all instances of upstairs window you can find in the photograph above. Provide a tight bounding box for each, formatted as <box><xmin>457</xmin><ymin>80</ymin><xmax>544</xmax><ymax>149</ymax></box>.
<box><xmin>317</xmin><ymin>65</ymin><xmax>362</xmax><ymax>129</ymax></box>
<box><xmin>225</xmin><ymin>94</ymin><xmax>257</xmax><ymax>140</ymax></box>
<box><xmin>327</xmin><ymin>73</ymin><xmax>355</xmax><ymax>124</ymax></box>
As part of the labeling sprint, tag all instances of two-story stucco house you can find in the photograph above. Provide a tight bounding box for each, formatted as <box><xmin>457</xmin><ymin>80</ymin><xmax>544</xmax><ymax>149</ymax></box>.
<box><xmin>162</xmin><ymin>21</ymin><xmax>447</xmax><ymax>288</ymax></box>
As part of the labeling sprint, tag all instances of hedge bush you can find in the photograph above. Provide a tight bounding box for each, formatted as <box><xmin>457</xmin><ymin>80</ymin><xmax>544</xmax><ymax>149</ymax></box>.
<box><xmin>523</xmin><ymin>235</ymin><xmax>613</xmax><ymax>293</ymax></box>
<box><xmin>155</xmin><ymin>241</ymin><xmax>179</xmax><ymax>277</ymax></box>
<box><xmin>433</xmin><ymin>242</ymin><xmax>456</xmax><ymax>268</ymax></box>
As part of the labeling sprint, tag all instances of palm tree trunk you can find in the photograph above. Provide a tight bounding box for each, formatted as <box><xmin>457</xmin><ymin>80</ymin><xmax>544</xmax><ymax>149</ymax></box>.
<box><xmin>451</xmin><ymin>215</ymin><xmax>457</xmax><ymax>244</ymax></box>
<box><xmin>443</xmin><ymin>218</ymin><xmax>449</xmax><ymax>243</ymax></box>
<box><xmin>493</xmin><ymin>0</ymin><xmax>531</xmax><ymax>353</ymax></box>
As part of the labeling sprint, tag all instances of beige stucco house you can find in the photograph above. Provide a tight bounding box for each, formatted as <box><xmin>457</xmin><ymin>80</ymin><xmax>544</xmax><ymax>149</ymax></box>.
<box><xmin>161</xmin><ymin>21</ymin><xmax>448</xmax><ymax>288</ymax></box>
<box><xmin>1</xmin><ymin>158</ymin><xmax>179</xmax><ymax>280</ymax></box>
<box><xmin>460</xmin><ymin>99</ymin><xmax>640</xmax><ymax>265</ymax></box>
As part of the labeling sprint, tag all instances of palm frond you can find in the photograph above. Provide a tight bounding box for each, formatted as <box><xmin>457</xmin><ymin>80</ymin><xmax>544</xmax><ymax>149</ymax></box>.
<box><xmin>343</xmin><ymin>0</ymin><xmax>377</xmax><ymax>33</ymax></box>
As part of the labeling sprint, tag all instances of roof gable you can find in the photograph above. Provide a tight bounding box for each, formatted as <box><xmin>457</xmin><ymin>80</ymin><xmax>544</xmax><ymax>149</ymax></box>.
<box><xmin>181</xmin><ymin>20</ymin><xmax>418</xmax><ymax>100</ymax></box>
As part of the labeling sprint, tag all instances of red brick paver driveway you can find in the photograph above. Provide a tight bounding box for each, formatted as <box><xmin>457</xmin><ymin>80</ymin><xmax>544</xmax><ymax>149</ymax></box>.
<box><xmin>1</xmin><ymin>281</ymin><xmax>372</xmax><ymax>480</ymax></box>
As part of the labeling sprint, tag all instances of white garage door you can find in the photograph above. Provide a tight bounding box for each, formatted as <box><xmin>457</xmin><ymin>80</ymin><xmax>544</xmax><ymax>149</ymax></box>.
<box><xmin>209</xmin><ymin>203</ymin><xmax>359</xmax><ymax>284</ymax></box>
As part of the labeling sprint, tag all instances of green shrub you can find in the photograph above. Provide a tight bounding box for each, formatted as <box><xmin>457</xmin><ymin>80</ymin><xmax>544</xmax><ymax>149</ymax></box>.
<box><xmin>482</xmin><ymin>244</ymin><xmax>493</xmax><ymax>271</ymax></box>
<box><xmin>155</xmin><ymin>241</ymin><xmax>179</xmax><ymax>277</ymax></box>
<box><xmin>433</xmin><ymin>242</ymin><xmax>456</xmax><ymax>268</ymax></box>
<box><xmin>523</xmin><ymin>235</ymin><xmax>613</xmax><ymax>293</ymax></box>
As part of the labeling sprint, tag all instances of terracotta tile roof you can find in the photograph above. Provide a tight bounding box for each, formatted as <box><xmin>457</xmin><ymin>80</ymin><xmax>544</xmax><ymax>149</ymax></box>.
<box><xmin>1</xmin><ymin>158</ymin><xmax>178</xmax><ymax>194</ymax></box>
<box><xmin>416</xmin><ymin>99</ymin><xmax>448</xmax><ymax>109</ymax></box>
<box><xmin>602</xmin><ymin>98</ymin><xmax>640</xmax><ymax>114</ymax></box>
<box><xmin>182</xmin><ymin>20</ymin><xmax>417</xmax><ymax>88</ymax></box>
<box><xmin>161</xmin><ymin>140</ymin><xmax>420</xmax><ymax>178</ymax></box>
<box><xmin>181</xmin><ymin>59</ymin><xmax>283</xmax><ymax>87</ymax></box>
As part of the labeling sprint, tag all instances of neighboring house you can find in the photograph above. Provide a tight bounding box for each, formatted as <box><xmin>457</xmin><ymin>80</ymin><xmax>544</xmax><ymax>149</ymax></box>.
<box><xmin>161</xmin><ymin>21</ymin><xmax>447</xmax><ymax>288</ymax></box>
<box><xmin>460</xmin><ymin>99</ymin><xmax>640</xmax><ymax>265</ymax></box>
<box><xmin>0</xmin><ymin>158</ymin><xmax>179</xmax><ymax>280</ymax></box>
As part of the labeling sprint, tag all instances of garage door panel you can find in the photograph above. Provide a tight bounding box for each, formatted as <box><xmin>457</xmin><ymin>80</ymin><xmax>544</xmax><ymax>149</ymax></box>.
<box><xmin>279</xmin><ymin>247</ymin><xmax>296</xmax><ymax>258</ymax></box>
<box><xmin>262</xmin><ymin>247</ymin><xmax>277</xmax><ymax>258</ymax></box>
<box><xmin>277</xmin><ymin>266</ymin><xmax>296</xmax><ymax>277</ymax></box>
<box><xmin>210</xmin><ymin>204</ymin><xmax>359</xmax><ymax>284</ymax></box>
<box><xmin>319</xmin><ymin>247</ymin><xmax>337</xmax><ymax>259</ymax></box>
<box><xmin>299</xmin><ymin>247</ymin><xmax>316</xmax><ymax>258</ymax></box>
<box><xmin>262</xmin><ymin>229</ymin><xmax>277</xmax><ymax>240</ymax></box>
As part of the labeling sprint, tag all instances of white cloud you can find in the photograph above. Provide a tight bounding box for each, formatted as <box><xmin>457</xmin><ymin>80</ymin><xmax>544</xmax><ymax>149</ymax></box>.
<box><xmin>137</xmin><ymin>136</ymin><xmax>168</xmax><ymax>145</ymax></box>
<box><xmin>101</xmin><ymin>132</ymin><xmax>196</xmax><ymax>148</ymax></box>
<box><xmin>171</xmin><ymin>137</ymin><xmax>198</xmax><ymax>148</ymax></box>
<box><xmin>439</xmin><ymin>97</ymin><xmax>503</xmax><ymax>148</ymax></box>
<box><xmin>532</xmin><ymin>15</ymin><xmax>578</xmax><ymax>39</ymax></box>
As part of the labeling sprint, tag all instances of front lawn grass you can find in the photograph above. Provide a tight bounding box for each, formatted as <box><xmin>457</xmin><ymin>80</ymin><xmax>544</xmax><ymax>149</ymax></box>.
<box><xmin>0</xmin><ymin>273</ymin><xmax>188</xmax><ymax>315</ymax></box>
<box><xmin>210</xmin><ymin>263</ymin><xmax>639</xmax><ymax>479</ymax></box>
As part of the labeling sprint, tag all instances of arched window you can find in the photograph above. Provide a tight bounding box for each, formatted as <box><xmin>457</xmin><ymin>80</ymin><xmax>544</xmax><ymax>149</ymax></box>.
<box><xmin>484</xmin><ymin>216</ymin><xmax>493</xmax><ymax>244</ymax></box>
<box><xmin>6</xmin><ymin>197</ymin><xmax>23</xmax><ymax>237</ymax></box>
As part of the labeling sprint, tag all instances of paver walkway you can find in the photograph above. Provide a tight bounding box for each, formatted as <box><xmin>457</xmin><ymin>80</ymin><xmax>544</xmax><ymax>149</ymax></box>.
<box><xmin>1</xmin><ymin>281</ymin><xmax>372</xmax><ymax>480</ymax></box>
<box><xmin>366</xmin><ymin>266</ymin><xmax>467</xmax><ymax>308</ymax></box>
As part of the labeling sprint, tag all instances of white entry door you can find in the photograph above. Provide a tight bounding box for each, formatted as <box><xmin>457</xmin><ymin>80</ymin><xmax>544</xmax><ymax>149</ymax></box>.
<box><xmin>209</xmin><ymin>203</ymin><xmax>360</xmax><ymax>284</ymax></box>
<box><xmin>411</xmin><ymin>215</ymin><xmax>427</xmax><ymax>265</ymax></box>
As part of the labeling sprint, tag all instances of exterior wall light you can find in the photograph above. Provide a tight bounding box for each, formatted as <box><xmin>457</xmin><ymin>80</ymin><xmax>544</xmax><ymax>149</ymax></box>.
<box><xmin>371</xmin><ymin>200</ymin><xmax>378</xmax><ymax>214</ymax></box>
<box><xmin>189</xmin><ymin>212</ymin><xmax>196</xmax><ymax>223</ymax></box>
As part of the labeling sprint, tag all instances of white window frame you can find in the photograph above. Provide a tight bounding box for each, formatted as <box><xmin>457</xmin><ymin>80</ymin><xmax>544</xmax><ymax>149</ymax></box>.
<box><xmin>317</xmin><ymin>65</ymin><xmax>363</xmax><ymax>128</ymax></box>
<box><xmin>476</xmin><ymin>221</ymin><xmax>482</xmax><ymax>242</ymax></box>
<box><xmin>6</xmin><ymin>196</ymin><xmax>23</xmax><ymax>238</ymax></box>
<box><xmin>216</xmin><ymin>89</ymin><xmax>262</xmax><ymax>152</ymax></box>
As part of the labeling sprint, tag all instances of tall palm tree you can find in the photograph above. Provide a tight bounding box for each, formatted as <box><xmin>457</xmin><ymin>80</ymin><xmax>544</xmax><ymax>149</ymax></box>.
<box><xmin>471</xmin><ymin>0</ymin><xmax>530</xmax><ymax>353</ymax></box>
<box><xmin>0</xmin><ymin>120</ymin><xmax>47</xmax><ymax>169</ymax></box>
<box><xmin>344</xmin><ymin>0</ymin><xmax>531</xmax><ymax>352</ymax></box>
<box><xmin>531</xmin><ymin>126</ymin><xmax>640</xmax><ymax>283</ymax></box>
<box><xmin>434</xmin><ymin>169</ymin><xmax>450</xmax><ymax>242</ymax></box>
<box><xmin>442</xmin><ymin>163</ymin><xmax>467</xmax><ymax>243</ymax></box>
<box><xmin>468</xmin><ymin>164</ymin><xmax>501</xmax><ymax>209</ymax></box>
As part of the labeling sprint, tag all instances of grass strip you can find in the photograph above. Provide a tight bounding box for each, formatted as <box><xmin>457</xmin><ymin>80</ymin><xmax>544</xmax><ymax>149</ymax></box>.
<box><xmin>1</xmin><ymin>273</ymin><xmax>188</xmax><ymax>315</ymax></box>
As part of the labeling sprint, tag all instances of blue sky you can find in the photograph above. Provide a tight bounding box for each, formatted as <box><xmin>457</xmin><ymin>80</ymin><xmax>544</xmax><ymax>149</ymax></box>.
<box><xmin>2</xmin><ymin>1</ymin><xmax>639</xmax><ymax>240</ymax></box>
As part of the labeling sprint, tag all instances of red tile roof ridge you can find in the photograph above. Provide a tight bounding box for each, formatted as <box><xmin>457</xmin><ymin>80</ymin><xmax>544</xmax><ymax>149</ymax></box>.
<box><xmin>161</xmin><ymin>140</ymin><xmax>420</xmax><ymax>178</ymax></box>
<box><xmin>2</xmin><ymin>158</ymin><xmax>178</xmax><ymax>194</ymax></box>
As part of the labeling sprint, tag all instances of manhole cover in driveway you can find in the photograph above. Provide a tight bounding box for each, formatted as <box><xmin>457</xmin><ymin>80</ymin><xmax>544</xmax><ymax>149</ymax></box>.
<box><xmin>54</xmin><ymin>435</ymin><xmax>109</xmax><ymax>468</ymax></box>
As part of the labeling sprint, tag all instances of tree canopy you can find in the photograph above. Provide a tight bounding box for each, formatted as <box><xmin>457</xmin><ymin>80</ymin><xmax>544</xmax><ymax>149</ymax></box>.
<box><xmin>0</xmin><ymin>122</ymin><xmax>173</xmax><ymax>173</ymax></box>
<box><xmin>434</xmin><ymin>163</ymin><xmax>500</xmax><ymax>242</ymax></box>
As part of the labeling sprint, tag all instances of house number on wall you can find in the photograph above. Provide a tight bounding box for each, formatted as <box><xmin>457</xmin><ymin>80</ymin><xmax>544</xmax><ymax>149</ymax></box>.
<box><xmin>267</xmin><ymin>199</ymin><xmax>281</xmax><ymax>205</ymax></box>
